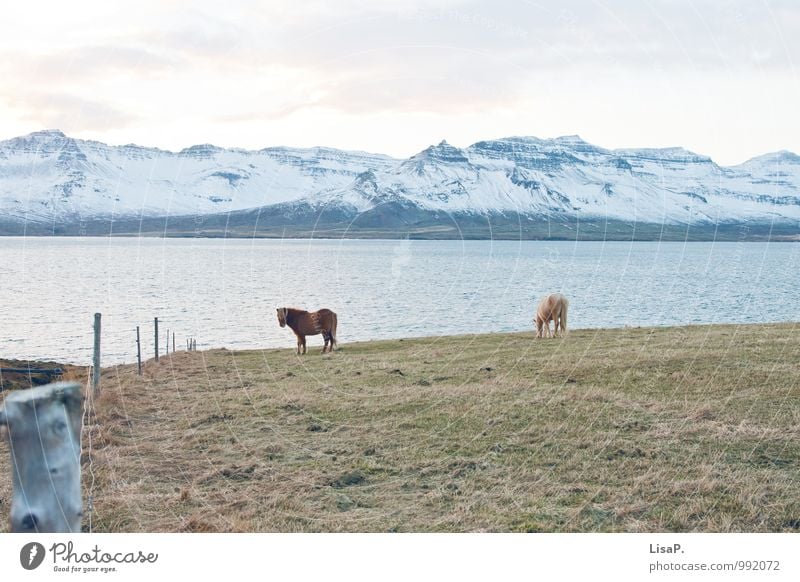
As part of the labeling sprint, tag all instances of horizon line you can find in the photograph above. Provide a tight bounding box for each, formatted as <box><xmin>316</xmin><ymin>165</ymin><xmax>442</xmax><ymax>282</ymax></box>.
<box><xmin>3</xmin><ymin>127</ymin><xmax>798</xmax><ymax>168</ymax></box>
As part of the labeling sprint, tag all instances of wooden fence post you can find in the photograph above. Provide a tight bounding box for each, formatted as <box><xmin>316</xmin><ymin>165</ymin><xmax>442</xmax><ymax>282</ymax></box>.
<box><xmin>154</xmin><ymin>317</ymin><xmax>159</xmax><ymax>362</ymax></box>
<box><xmin>0</xmin><ymin>382</ymin><xmax>83</xmax><ymax>533</ymax></box>
<box><xmin>136</xmin><ymin>326</ymin><xmax>142</xmax><ymax>375</ymax></box>
<box><xmin>92</xmin><ymin>313</ymin><xmax>101</xmax><ymax>395</ymax></box>
<box><xmin>172</xmin><ymin>332</ymin><xmax>175</xmax><ymax>354</ymax></box>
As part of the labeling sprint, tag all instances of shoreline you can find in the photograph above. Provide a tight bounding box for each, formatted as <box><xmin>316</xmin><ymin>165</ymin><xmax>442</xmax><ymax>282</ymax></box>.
<box><xmin>4</xmin><ymin>321</ymin><xmax>798</xmax><ymax>382</ymax></box>
<box><xmin>1</xmin><ymin>233</ymin><xmax>800</xmax><ymax>242</ymax></box>
<box><xmin>0</xmin><ymin>358</ymin><xmax>83</xmax><ymax>391</ymax></box>
<box><xmin>2</xmin><ymin>233</ymin><xmax>799</xmax><ymax>242</ymax></box>
<box><xmin>3</xmin><ymin>217</ymin><xmax>800</xmax><ymax>242</ymax></box>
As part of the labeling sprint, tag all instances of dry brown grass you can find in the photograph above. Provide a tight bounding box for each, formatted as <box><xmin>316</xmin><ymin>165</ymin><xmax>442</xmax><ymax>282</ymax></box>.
<box><xmin>1</xmin><ymin>323</ymin><xmax>798</xmax><ymax>532</ymax></box>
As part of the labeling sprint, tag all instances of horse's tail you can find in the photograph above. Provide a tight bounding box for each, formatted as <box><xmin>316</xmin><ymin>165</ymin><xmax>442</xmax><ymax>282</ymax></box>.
<box><xmin>561</xmin><ymin>297</ymin><xmax>569</xmax><ymax>335</ymax></box>
<box><xmin>331</xmin><ymin>312</ymin><xmax>338</xmax><ymax>350</ymax></box>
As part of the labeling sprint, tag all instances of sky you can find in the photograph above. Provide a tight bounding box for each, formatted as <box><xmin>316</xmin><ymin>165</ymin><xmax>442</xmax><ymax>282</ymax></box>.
<box><xmin>1</xmin><ymin>0</ymin><xmax>798</xmax><ymax>165</ymax></box>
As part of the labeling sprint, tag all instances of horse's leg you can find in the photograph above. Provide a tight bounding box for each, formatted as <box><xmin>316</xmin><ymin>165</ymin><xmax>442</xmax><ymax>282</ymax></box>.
<box><xmin>554</xmin><ymin>311</ymin><xmax>561</xmax><ymax>337</ymax></box>
<box><xmin>327</xmin><ymin>328</ymin><xmax>334</xmax><ymax>352</ymax></box>
<box><xmin>301</xmin><ymin>336</ymin><xmax>307</xmax><ymax>354</ymax></box>
<box><xmin>296</xmin><ymin>334</ymin><xmax>302</xmax><ymax>355</ymax></box>
<box><xmin>322</xmin><ymin>332</ymin><xmax>330</xmax><ymax>353</ymax></box>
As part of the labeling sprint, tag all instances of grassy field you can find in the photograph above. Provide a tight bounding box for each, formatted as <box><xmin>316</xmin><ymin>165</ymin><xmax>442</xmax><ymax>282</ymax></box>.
<box><xmin>1</xmin><ymin>323</ymin><xmax>798</xmax><ymax>532</ymax></box>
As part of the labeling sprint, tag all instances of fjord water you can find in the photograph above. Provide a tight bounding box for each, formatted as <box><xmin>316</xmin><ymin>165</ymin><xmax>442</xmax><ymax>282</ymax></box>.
<box><xmin>1</xmin><ymin>237</ymin><xmax>798</xmax><ymax>365</ymax></box>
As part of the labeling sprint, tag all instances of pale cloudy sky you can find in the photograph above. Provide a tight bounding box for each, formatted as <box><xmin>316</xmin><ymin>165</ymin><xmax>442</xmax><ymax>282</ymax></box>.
<box><xmin>1</xmin><ymin>0</ymin><xmax>798</xmax><ymax>164</ymax></box>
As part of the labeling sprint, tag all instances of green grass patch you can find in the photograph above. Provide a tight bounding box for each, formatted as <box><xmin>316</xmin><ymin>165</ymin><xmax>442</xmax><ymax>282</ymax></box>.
<box><xmin>1</xmin><ymin>323</ymin><xmax>797</xmax><ymax>532</ymax></box>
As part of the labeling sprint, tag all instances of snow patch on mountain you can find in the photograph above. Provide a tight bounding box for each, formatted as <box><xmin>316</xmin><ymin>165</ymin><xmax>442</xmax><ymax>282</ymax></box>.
<box><xmin>0</xmin><ymin>130</ymin><xmax>798</xmax><ymax>228</ymax></box>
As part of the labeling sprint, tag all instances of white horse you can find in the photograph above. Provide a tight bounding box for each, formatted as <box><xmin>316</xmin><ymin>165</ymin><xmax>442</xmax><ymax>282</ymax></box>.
<box><xmin>534</xmin><ymin>293</ymin><xmax>569</xmax><ymax>338</ymax></box>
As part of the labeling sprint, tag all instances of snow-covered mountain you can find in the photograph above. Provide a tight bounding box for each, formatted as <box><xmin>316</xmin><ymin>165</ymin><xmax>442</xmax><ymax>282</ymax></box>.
<box><xmin>0</xmin><ymin>130</ymin><xmax>395</xmax><ymax>224</ymax></box>
<box><xmin>1</xmin><ymin>130</ymin><xmax>799</xmax><ymax>232</ymax></box>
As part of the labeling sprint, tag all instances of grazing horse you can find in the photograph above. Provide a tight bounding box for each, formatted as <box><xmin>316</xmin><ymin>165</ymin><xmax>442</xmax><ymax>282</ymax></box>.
<box><xmin>534</xmin><ymin>293</ymin><xmax>569</xmax><ymax>338</ymax></box>
<box><xmin>277</xmin><ymin>307</ymin><xmax>338</xmax><ymax>354</ymax></box>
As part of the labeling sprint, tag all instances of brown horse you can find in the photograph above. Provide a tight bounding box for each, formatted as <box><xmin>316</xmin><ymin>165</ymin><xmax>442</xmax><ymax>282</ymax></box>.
<box><xmin>534</xmin><ymin>293</ymin><xmax>569</xmax><ymax>338</ymax></box>
<box><xmin>277</xmin><ymin>307</ymin><xmax>338</xmax><ymax>354</ymax></box>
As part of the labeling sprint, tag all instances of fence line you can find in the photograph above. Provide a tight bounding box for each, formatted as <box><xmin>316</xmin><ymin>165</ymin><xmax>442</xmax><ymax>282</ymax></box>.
<box><xmin>136</xmin><ymin>326</ymin><xmax>142</xmax><ymax>375</ymax></box>
<box><xmin>92</xmin><ymin>313</ymin><xmax>101</xmax><ymax>395</ymax></box>
<box><xmin>1</xmin><ymin>313</ymin><xmax>200</xmax><ymax>533</ymax></box>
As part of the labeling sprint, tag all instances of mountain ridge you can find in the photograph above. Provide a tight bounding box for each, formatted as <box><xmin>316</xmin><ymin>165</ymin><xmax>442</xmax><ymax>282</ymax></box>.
<box><xmin>5</xmin><ymin>128</ymin><xmax>793</xmax><ymax>167</ymax></box>
<box><xmin>1</xmin><ymin>129</ymin><xmax>799</xmax><ymax>239</ymax></box>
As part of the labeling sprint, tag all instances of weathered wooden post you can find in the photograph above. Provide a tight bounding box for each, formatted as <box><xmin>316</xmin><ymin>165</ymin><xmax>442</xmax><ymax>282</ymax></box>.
<box><xmin>154</xmin><ymin>317</ymin><xmax>159</xmax><ymax>362</ymax></box>
<box><xmin>165</xmin><ymin>329</ymin><xmax>169</xmax><ymax>356</ymax></box>
<box><xmin>0</xmin><ymin>382</ymin><xmax>83</xmax><ymax>533</ymax></box>
<box><xmin>136</xmin><ymin>326</ymin><xmax>142</xmax><ymax>375</ymax></box>
<box><xmin>92</xmin><ymin>313</ymin><xmax>101</xmax><ymax>395</ymax></box>
<box><xmin>172</xmin><ymin>332</ymin><xmax>175</xmax><ymax>354</ymax></box>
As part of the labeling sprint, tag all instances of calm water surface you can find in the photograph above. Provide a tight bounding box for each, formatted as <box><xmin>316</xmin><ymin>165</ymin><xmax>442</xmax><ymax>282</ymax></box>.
<box><xmin>1</xmin><ymin>237</ymin><xmax>797</xmax><ymax>364</ymax></box>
